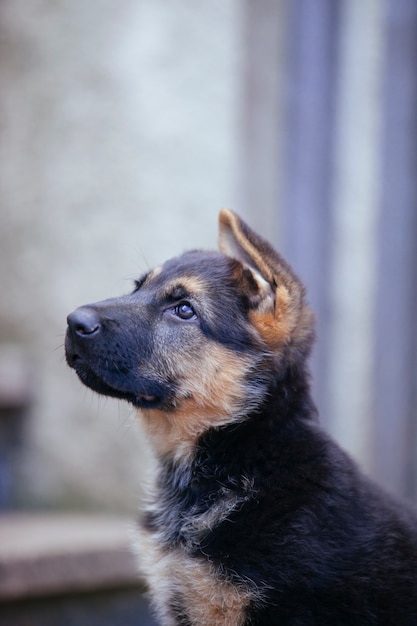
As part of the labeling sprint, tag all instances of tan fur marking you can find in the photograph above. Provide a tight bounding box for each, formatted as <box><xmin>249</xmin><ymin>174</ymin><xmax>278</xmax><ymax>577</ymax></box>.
<box><xmin>140</xmin><ymin>346</ymin><xmax>261</xmax><ymax>459</ymax></box>
<box><xmin>219</xmin><ymin>209</ymin><xmax>314</xmax><ymax>354</ymax></box>
<box><xmin>219</xmin><ymin>209</ymin><xmax>275</xmax><ymax>284</ymax></box>
<box><xmin>142</xmin><ymin>266</ymin><xmax>163</xmax><ymax>286</ymax></box>
<box><xmin>134</xmin><ymin>527</ymin><xmax>261</xmax><ymax>626</ymax></box>
<box><xmin>250</xmin><ymin>283</ymin><xmax>298</xmax><ymax>350</ymax></box>
<box><xmin>161</xmin><ymin>275</ymin><xmax>207</xmax><ymax>298</ymax></box>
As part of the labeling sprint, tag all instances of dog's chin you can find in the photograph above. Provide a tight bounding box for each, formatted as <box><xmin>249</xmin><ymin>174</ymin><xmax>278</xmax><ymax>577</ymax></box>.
<box><xmin>68</xmin><ymin>361</ymin><xmax>166</xmax><ymax>410</ymax></box>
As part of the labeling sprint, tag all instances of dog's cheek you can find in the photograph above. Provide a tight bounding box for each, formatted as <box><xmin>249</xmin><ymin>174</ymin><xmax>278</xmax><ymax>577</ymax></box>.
<box><xmin>150</xmin><ymin>325</ymin><xmax>205</xmax><ymax>382</ymax></box>
<box><xmin>177</xmin><ymin>343</ymin><xmax>251</xmax><ymax>413</ymax></box>
<box><xmin>155</xmin><ymin>337</ymin><xmax>248</xmax><ymax>414</ymax></box>
<box><xmin>139</xmin><ymin>344</ymin><xmax>258</xmax><ymax>459</ymax></box>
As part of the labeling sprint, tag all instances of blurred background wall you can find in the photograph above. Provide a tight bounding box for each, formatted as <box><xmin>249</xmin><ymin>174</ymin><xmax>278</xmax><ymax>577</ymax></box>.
<box><xmin>0</xmin><ymin>0</ymin><xmax>416</xmax><ymax>515</ymax></box>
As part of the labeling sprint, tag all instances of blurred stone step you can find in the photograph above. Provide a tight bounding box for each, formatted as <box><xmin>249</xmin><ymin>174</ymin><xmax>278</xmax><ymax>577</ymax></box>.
<box><xmin>0</xmin><ymin>345</ymin><xmax>32</xmax><ymax>510</ymax></box>
<box><xmin>0</xmin><ymin>513</ymin><xmax>157</xmax><ymax>626</ymax></box>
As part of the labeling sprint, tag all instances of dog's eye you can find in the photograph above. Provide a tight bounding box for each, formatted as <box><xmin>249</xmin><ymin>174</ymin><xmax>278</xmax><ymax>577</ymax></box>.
<box><xmin>174</xmin><ymin>302</ymin><xmax>196</xmax><ymax>320</ymax></box>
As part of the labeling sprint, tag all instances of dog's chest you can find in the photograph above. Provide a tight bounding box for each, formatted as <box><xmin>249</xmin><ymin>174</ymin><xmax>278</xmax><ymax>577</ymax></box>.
<box><xmin>136</xmin><ymin>526</ymin><xmax>255</xmax><ymax>626</ymax></box>
<box><xmin>134</xmin><ymin>468</ymin><xmax>261</xmax><ymax>626</ymax></box>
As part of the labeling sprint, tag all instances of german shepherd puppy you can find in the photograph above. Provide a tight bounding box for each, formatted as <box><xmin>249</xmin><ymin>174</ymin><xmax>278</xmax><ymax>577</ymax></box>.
<box><xmin>66</xmin><ymin>210</ymin><xmax>417</xmax><ymax>625</ymax></box>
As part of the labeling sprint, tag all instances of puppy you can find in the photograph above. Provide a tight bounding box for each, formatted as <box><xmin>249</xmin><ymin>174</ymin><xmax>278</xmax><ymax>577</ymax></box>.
<box><xmin>66</xmin><ymin>209</ymin><xmax>417</xmax><ymax>625</ymax></box>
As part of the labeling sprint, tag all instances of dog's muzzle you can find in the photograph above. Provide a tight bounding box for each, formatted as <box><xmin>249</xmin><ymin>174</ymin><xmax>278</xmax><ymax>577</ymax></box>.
<box><xmin>65</xmin><ymin>304</ymin><xmax>171</xmax><ymax>409</ymax></box>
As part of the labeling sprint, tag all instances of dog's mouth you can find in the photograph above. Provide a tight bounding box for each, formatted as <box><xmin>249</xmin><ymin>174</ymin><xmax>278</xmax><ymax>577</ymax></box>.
<box><xmin>67</xmin><ymin>353</ymin><xmax>165</xmax><ymax>409</ymax></box>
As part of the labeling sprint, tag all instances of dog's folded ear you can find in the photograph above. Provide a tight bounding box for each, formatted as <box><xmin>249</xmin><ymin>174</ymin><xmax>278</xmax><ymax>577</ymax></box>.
<box><xmin>218</xmin><ymin>209</ymin><xmax>314</xmax><ymax>356</ymax></box>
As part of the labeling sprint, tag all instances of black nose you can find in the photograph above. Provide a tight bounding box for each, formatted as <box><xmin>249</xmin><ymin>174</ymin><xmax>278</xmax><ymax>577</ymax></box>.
<box><xmin>67</xmin><ymin>307</ymin><xmax>101</xmax><ymax>338</ymax></box>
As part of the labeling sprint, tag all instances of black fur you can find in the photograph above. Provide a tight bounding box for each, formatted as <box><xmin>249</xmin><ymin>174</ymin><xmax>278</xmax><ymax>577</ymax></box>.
<box><xmin>145</xmin><ymin>368</ymin><xmax>417</xmax><ymax>623</ymax></box>
<box><xmin>66</xmin><ymin>211</ymin><xmax>417</xmax><ymax>625</ymax></box>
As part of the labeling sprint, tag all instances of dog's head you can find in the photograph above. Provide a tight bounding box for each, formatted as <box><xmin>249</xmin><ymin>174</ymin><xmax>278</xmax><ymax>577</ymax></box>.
<box><xmin>66</xmin><ymin>210</ymin><xmax>314</xmax><ymax>457</ymax></box>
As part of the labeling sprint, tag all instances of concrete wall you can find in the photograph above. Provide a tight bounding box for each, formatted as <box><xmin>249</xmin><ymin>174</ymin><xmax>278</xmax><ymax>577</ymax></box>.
<box><xmin>0</xmin><ymin>0</ymin><xmax>242</xmax><ymax>511</ymax></box>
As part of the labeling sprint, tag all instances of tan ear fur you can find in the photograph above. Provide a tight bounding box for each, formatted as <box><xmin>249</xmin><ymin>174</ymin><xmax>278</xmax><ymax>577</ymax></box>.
<box><xmin>218</xmin><ymin>209</ymin><xmax>275</xmax><ymax>285</ymax></box>
<box><xmin>218</xmin><ymin>209</ymin><xmax>314</xmax><ymax>355</ymax></box>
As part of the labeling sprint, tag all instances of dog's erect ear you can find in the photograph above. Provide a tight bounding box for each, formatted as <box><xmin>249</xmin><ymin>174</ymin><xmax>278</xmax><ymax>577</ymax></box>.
<box><xmin>218</xmin><ymin>209</ymin><xmax>314</xmax><ymax>356</ymax></box>
<box><xmin>218</xmin><ymin>209</ymin><xmax>276</xmax><ymax>285</ymax></box>
<box><xmin>218</xmin><ymin>208</ymin><xmax>301</xmax><ymax>297</ymax></box>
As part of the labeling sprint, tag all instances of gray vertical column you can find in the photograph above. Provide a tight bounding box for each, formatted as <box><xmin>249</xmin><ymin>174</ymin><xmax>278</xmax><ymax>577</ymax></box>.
<box><xmin>374</xmin><ymin>0</ymin><xmax>417</xmax><ymax>498</ymax></box>
<box><xmin>327</xmin><ymin>0</ymin><xmax>385</xmax><ymax>472</ymax></box>
<box><xmin>280</xmin><ymin>0</ymin><xmax>339</xmax><ymax>425</ymax></box>
<box><xmin>240</xmin><ymin>0</ymin><xmax>289</xmax><ymax>242</ymax></box>
<box><xmin>240</xmin><ymin>0</ymin><xmax>417</xmax><ymax>499</ymax></box>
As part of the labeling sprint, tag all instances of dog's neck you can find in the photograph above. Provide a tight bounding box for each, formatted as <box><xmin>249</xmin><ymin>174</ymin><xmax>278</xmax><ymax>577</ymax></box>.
<box><xmin>142</xmin><ymin>359</ymin><xmax>316</xmax><ymax>466</ymax></box>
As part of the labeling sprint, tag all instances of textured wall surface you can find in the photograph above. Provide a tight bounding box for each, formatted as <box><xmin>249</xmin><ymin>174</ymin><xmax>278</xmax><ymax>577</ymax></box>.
<box><xmin>0</xmin><ymin>0</ymin><xmax>242</xmax><ymax>511</ymax></box>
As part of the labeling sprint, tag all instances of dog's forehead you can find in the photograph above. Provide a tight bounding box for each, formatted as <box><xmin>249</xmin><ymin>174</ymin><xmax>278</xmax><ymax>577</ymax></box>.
<box><xmin>147</xmin><ymin>250</ymin><xmax>235</xmax><ymax>294</ymax></box>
